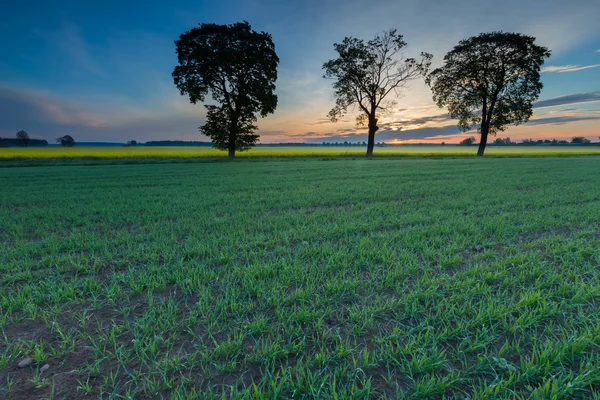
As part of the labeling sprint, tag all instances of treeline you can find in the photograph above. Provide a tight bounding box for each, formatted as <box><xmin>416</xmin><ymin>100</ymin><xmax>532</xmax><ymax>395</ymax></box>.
<box><xmin>1</xmin><ymin>131</ymin><xmax>76</xmax><ymax>147</ymax></box>
<box><xmin>143</xmin><ymin>140</ymin><xmax>213</xmax><ymax>147</ymax></box>
<box><xmin>0</xmin><ymin>138</ymin><xmax>48</xmax><ymax>147</ymax></box>
<box><xmin>459</xmin><ymin>136</ymin><xmax>596</xmax><ymax>146</ymax></box>
<box><xmin>131</xmin><ymin>141</ymin><xmax>391</xmax><ymax>147</ymax></box>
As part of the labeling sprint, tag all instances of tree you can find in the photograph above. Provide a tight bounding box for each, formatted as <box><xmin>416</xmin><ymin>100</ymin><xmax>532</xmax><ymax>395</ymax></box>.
<box><xmin>571</xmin><ymin>136</ymin><xmax>591</xmax><ymax>144</ymax></box>
<box><xmin>173</xmin><ymin>21</ymin><xmax>279</xmax><ymax>159</ymax></box>
<box><xmin>126</xmin><ymin>140</ymin><xmax>138</xmax><ymax>146</ymax></box>
<box><xmin>16</xmin><ymin>130</ymin><xmax>29</xmax><ymax>147</ymax></box>
<box><xmin>323</xmin><ymin>30</ymin><xmax>432</xmax><ymax>158</ymax></box>
<box><xmin>460</xmin><ymin>136</ymin><xmax>477</xmax><ymax>145</ymax></box>
<box><xmin>56</xmin><ymin>135</ymin><xmax>75</xmax><ymax>147</ymax></box>
<box><xmin>200</xmin><ymin>105</ymin><xmax>258</xmax><ymax>153</ymax></box>
<box><xmin>427</xmin><ymin>32</ymin><xmax>551</xmax><ymax>156</ymax></box>
<box><xmin>494</xmin><ymin>137</ymin><xmax>513</xmax><ymax>145</ymax></box>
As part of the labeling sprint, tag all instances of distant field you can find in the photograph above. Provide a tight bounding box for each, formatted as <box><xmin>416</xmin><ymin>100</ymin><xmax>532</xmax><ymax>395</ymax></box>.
<box><xmin>1</xmin><ymin>145</ymin><xmax>600</xmax><ymax>160</ymax></box>
<box><xmin>1</xmin><ymin>157</ymin><xmax>599</xmax><ymax>399</ymax></box>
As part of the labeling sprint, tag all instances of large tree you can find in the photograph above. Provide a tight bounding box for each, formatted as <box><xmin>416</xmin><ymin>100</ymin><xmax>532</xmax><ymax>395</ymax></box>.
<box><xmin>16</xmin><ymin>130</ymin><xmax>29</xmax><ymax>147</ymax></box>
<box><xmin>173</xmin><ymin>21</ymin><xmax>279</xmax><ymax>159</ymax></box>
<box><xmin>427</xmin><ymin>32</ymin><xmax>551</xmax><ymax>156</ymax></box>
<box><xmin>323</xmin><ymin>30</ymin><xmax>432</xmax><ymax>157</ymax></box>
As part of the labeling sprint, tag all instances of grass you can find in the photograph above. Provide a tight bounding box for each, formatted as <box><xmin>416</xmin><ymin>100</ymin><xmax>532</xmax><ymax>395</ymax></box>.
<box><xmin>1</xmin><ymin>156</ymin><xmax>599</xmax><ymax>399</ymax></box>
<box><xmin>1</xmin><ymin>144</ymin><xmax>600</xmax><ymax>160</ymax></box>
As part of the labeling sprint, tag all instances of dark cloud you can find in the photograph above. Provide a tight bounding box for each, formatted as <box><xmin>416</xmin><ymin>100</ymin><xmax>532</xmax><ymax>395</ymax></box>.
<box><xmin>336</xmin><ymin>127</ymin><xmax>359</xmax><ymax>134</ymax></box>
<box><xmin>301</xmin><ymin>125</ymin><xmax>462</xmax><ymax>142</ymax></box>
<box><xmin>375</xmin><ymin>125</ymin><xmax>462</xmax><ymax>141</ymax></box>
<box><xmin>534</xmin><ymin>91</ymin><xmax>600</xmax><ymax>108</ymax></box>
<box><xmin>376</xmin><ymin>114</ymin><xmax>453</xmax><ymax>131</ymax></box>
<box><xmin>525</xmin><ymin>115</ymin><xmax>600</xmax><ymax>126</ymax></box>
<box><xmin>308</xmin><ymin>118</ymin><xmax>333</xmax><ymax>125</ymax></box>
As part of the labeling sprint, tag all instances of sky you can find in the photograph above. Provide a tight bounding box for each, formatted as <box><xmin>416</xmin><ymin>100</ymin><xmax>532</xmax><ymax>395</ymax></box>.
<box><xmin>1</xmin><ymin>0</ymin><xmax>599</xmax><ymax>144</ymax></box>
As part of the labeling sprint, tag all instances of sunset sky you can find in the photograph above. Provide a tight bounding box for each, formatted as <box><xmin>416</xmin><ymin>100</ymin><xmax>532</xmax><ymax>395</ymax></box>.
<box><xmin>1</xmin><ymin>0</ymin><xmax>599</xmax><ymax>144</ymax></box>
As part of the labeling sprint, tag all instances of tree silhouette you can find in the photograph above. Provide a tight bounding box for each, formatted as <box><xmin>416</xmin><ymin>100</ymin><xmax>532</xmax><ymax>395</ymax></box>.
<box><xmin>571</xmin><ymin>136</ymin><xmax>591</xmax><ymax>144</ymax></box>
<box><xmin>460</xmin><ymin>136</ymin><xmax>477</xmax><ymax>145</ymax></box>
<box><xmin>16</xmin><ymin>130</ymin><xmax>29</xmax><ymax>147</ymax></box>
<box><xmin>427</xmin><ymin>32</ymin><xmax>550</xmax><ymax>156</ymax></box>
<box><xmin>323</xmin><ymin>30</ymin><xmax>431</xmax><ymax>158</ymax></box>
<box><xmin>200</xmin><ymin>105</ymin><xmax>258</xmax><ymax>153</ymax></box>
<box><xmin>173</xmin><ymin>21</ymin><xmax>279</xmax><ymax>159</ymax></box>
<box><xmin>56</xmin><ymin>135</ymin><xmax>76</xmax><ymax>147</ymax></box>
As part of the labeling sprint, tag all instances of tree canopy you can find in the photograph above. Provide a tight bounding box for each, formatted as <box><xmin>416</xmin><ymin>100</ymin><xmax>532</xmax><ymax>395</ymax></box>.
<box><xmin>56</xmin><ymin>135</ymin><xmax>76</xmax><ymax>147</ymax></box>
<box><xmin>427</xmin><ymin>32</ymin><xmax>551</xmax><ymax>156</ymax></box>
<box><xmin>323</xmin><ymin>30</ymin><xmax>431</xmax><ymax>157</ymax></box>
<box><xmin>16</xmin><ymin>130</ymin><xmax>29</xmax><ymax>147</ymax></box>
<box><xmin>460</xmin><ymin>136</ymin><xmax>477</xmax><ymax>145</ymax></box>
<box><xmin>173</xmin><ymin>21</ymin><xmax>279</xmax><ymax>158</ymax></box>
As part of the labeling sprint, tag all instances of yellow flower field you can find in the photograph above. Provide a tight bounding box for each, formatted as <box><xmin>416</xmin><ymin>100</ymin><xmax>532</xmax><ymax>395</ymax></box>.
<box><xmin>1</xmin><ymin>145</ymin><xmax>600</xmax><ymax>159</ymax></box>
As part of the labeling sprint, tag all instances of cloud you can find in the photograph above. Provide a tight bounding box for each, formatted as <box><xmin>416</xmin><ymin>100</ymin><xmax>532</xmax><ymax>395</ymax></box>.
<box><xmin>0</xmin><ymin>86</ymin><xmax>105</xmax><ymax>129</ymax></box>
<box><xmin>35</xmin><ymin>22</ymin><xmax>104</xmax><ymax>76</ymax></box>
<box><xmin>379</xmin><ymin>114</ymin><xmax>453</xmax><ymax>130</ymax></box>
<box><xmin>309</xmin><ymin>118</ymin><xmax>334</xmax><ymax>125</ymax></box>
<box><xmin>0</xmin><ymin>85</ymin><xmax>205</xmax><ymax>142</ymax></box>
<box><xmin>534</xmin><ymin>91</ymin><xmax>600</xmax><ymax>108</ymax></box>
<box><xmin>526</xmin><ymin>115</ymin><xmax>600</xmax><ymax>126</ymax></box>
<box><xmin>294</xmin><ymin>125</ymin><xmax>462</xmax><ymax>142</ymax></box>
<box><xmin>542</xmin><ymin>64</ymin><xmax>600</xmax><ymax>73</ymax></box>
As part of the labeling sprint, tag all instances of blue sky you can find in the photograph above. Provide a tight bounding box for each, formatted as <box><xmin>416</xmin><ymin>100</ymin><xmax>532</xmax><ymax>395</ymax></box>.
<box><xmin>1</xmin><ymin>0</ymin><xmax>599</xmax><ymax>143</ymax></box>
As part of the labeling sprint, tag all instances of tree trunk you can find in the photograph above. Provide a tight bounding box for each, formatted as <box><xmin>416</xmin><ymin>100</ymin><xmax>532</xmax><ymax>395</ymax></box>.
<box><xmin>228</xmin><ymin>113</ymin><xmax>238</xmax><ymax>160</ymax></box>
<box><xmin>477</xmin><ymin>125</ymin><xmax>489</xmax><ymax>157</ymax></box>
<box><xmin>366</xmin><ymin>116</ymin><xmax>378</xmax><ymax>158</ymax></box>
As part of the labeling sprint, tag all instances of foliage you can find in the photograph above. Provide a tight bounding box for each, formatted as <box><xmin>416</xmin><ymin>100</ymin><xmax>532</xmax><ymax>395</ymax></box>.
<box><xmin>323</xmin><ymin>29</ymin><xmax>431</xmax><ymax>157</ymax></box>
<box><xmin>494</xmin><ymin>137</ymin><xmax>514</xmax><ymax>145</ymax></box>
<box><xmin>460</xmin><ymin>136</ymin><xmax>477</xmax><ymax>145</ymax></box>
<box><xmin>571</xmin><ymin>136</ymin><xmax>591</xmax><ymax>144</ymax></box>
<box><xmin>427</xmin><ymin>32</ymin><xmax>551</xmax><ymax>156</ymax></box>
<box><xmin>1</xmin><ymin>158</ymin><xmax>600</xmax><ymax>398</ymax></box>
<box><xmin>200</xmin><ymin>105</ymin><xmax>259</xmax><ymax>152</ymax></box>
<box><xmin>56</xmin><ymin>135</ymin><xmax>76</xmax><ymax>147</ymax></box>
<box><xmin>15</xmin><ymin>130</ymin><xmax>29</xmax><ymax>147</ymax></box>
<box><xmin>126</xmin><ymin>140</ymin><xmax>138</xmax><ymax>147</ymax></box>
<box><xmin>173</xmin><ymin>21</ymin><xmax>278</xmax><ymax>158</ymax></box>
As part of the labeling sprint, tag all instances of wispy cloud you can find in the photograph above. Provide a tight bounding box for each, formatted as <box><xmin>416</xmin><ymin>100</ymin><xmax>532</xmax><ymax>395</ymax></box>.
<box><xmin>526</xmin><ymin>115</ymin><xmax>600</xmax><ymax>126</ymax></box>
<box><xmin>308</xmin><ymin>118</ymin><xmax>335</xmax><ymax>125</ymax></box>
<box><xmin>0</xmin><ymin>84</ymin><xmax>205</xmax><ymax>142</ymax></box>
<box><xmin>542</xmin><ymin>64</ymin><xmax>600</xmax><ymax>73</ymax></box>
<box><xmin>35</xmin><ymin>22</ymin><xmax>104</xmax><ymax>76</ymax></box>
<box><xmin>0</xmin><ymin>85</ymin><xmax>105</xmax><ymax>128</ymax></box>
<box><xmin>534</xmin><ymin>91</ymin><xmax>600</xmax><ymax>108</ymax></box>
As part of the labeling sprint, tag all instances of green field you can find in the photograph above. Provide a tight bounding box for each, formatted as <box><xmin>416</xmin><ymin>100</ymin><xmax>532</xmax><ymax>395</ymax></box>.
<box><xmin>1</xmin><ymin>145</ymin><xmax>600</xmax><ymax>160</ymax></box>
<box><xmin>1</xmin><ymin>157</ymin><xmax>600</xmax><ymax>399</ymax></box>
